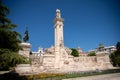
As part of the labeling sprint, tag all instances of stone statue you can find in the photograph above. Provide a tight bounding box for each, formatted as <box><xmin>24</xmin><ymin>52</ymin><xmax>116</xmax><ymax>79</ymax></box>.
<box><xmin>23</xmin><ymin>27</ymin><xmax>29</xmax><ymax>42</ymax></box>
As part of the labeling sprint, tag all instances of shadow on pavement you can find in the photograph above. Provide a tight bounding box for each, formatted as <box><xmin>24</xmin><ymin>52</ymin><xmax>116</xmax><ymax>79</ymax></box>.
<box><xmin>0</xmin><ymin>70</ymin><xmax>27</xmax><ymax>80</ymax></box>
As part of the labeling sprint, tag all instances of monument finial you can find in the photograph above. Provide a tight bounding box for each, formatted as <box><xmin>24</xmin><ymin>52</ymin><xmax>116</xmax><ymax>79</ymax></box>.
<box><xmin>56</xmin><ymin>9</ymin><xmax>61</xmax><ymax>18</ymax></box>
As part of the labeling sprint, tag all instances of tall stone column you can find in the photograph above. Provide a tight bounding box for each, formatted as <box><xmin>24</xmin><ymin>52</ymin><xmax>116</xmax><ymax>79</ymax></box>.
<box><xmin>54</xmin><ymin>9</ymin><xmax>64</xmax><ymax>68</ymax></box>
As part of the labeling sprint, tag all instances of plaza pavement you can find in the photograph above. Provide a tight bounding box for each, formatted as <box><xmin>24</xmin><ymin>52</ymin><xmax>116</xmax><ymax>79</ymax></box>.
<box><xmin>0</xmin><ymin>71</ymin><xmax>11</xmax><ymax>74</ymax></box>
<box><xmin>62</xmin><ymin>73</ymin><xmax>120</xmax><ymax>80</ymax></box>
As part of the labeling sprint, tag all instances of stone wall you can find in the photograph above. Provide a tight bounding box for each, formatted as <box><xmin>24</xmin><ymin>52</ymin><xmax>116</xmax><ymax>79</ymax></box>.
<box><xmin>15</xmin><ymin>64</ymin><xmax>32</xmax><ymax>74</ymax></box>
<box><xmin>56</xmin><ymin>53</ymin><xmax>113</xmax><ymax>72</ymax></box>
<box><xmin>41</xmin><ymin>52</ymin><xmax>113</xmax><ymax>72</ymax></box>
<box><xmin>16</xmin><ymin>43</ymin><xmax>113</xmax><ymax>74</ymax></box>
<box><xmin>43</xmin><ymin>55</ymin><xmax>55</xmax><ymax>68</ymax></box>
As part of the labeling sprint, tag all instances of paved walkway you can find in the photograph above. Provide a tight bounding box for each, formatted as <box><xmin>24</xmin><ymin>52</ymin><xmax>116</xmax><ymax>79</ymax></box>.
<box><xmin>62</xmin><ymin>73</ymin><xmax>120</xmax><ymax>80</ymax></box>
<box><xmin>0</xmin><ymin>71</ymin><xmax>11</xmax><ymax>74</ymax></box>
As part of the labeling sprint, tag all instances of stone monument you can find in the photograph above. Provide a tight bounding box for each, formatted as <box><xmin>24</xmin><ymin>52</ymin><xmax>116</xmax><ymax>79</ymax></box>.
<box><xmin>43</xmin><ymin>9</ymin><xmax>113</xmax><ymax>71</ymax></box>
<box><xmin>54</xmin><ymin>9</ymin><xmax>67</xmax><ymax>68</ymax></box>
<box><xmin>16</xmin><ymin>9</ymin><xmax>114</xmax><ymax>74</ymax></box>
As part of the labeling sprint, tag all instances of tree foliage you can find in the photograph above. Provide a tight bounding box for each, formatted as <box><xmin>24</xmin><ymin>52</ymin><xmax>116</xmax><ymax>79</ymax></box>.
<box><xmin>116</xmin><ymin>42</ymin><xmax>120</xmax><ymax>53</ymax></box>
<box><xmin>88</xmin><ymin>52</ymin><xmax>96</xmax><ymax>56</ymax></box>
<box><xmin>0</xmin><ymin>1</ymin><xmax>29</xmax><ymax>70</ymax></box>
<box><xmin>0</xmin><ymin>49</ymin><xmax>30</xmax><ymax>70</ymax></box>
<box><xmin>71</xmin><ymin>48</ymin><xmax>79</xmax><ymax>57</ymax></box>
<box><xmin>0</xmin><ymin>1</ymin><xmax>21</xmax><ymax>52</ymax></box>
<box><xmin>110</xmin><ymin>42</ymin><xmax>120</xmax><ymax>66</ymax></box>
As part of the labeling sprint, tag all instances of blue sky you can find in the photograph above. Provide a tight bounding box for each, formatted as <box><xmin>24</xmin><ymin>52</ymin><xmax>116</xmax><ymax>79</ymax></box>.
<box><xmin>3</xmin><ymin>0</ymin><xmax>120</xmax><ymax>52</ymax></box>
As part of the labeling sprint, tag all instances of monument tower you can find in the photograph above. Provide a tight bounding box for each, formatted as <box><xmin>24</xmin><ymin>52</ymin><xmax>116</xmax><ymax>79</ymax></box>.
<box><xmin>54</xmin><ymin>9</ymin><xmax>64</xmax><ymax>68</ymax></box>
<box><xmin>54</xmin><ymin>9</ymin><xmax>64</xmax><ymax>48</ymax></box>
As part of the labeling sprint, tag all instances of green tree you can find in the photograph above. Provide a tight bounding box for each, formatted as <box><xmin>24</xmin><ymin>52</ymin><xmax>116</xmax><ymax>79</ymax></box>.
<box><xmin>116</xmin><ymin>42</ymin><xmax>120</xmax><ymax>55</ymax></box>
<box><xmin>110</xmin><ymin>42</ymin><xmax>120</xmax><ymax>66</ymax></box>
<box><xmin>0</xmin><ymin>49</ymin><xmax>30</xmax><ymax>70</ymax></box>
<box><xmin>71</xmin><ymin>48</ymin><xmax>79</xmax><ymax>57</ymax></box>
<box><xmin>0</xmin><ymin>1</ymin><xmax>21</xmax><ymax>52</ymax></box>
<box><xmin>0</xmin><ymin>1</ymin><xmax>29</xmax><ymax>70</ymax></box>
<box><xmin>88</xmin><ymin>52</ymin><xmax>96</xmax><ymax>56</ymax></box>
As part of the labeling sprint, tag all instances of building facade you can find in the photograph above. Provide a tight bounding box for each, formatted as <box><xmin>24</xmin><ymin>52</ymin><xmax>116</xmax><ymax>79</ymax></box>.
<box><xmin>88</xmin><ymin>46</ymin><xmax>116</xmax><ymax>54</ymax></box>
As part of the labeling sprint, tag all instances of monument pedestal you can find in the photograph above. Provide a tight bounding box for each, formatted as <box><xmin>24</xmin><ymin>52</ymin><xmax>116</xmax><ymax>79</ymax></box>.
<box><xmin>19</xmin><ymin>42</ymin><xmax>31</xmax><ymax>58</ymax></box>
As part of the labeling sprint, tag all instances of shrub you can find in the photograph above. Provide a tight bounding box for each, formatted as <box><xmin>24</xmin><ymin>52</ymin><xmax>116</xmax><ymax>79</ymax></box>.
<box><xmin>0</xmin><ymin>49</ymin><xmax>29</xmax><ymax>70</ymax></box>
<box><xmin>71</xmin><ymin>48</ymin><xmax>79</xmax><ymax>57</ymax></box>
<box><xmin>88</xmin><ymin>52</ymin><xmax>96</xmax><ymax>56</ymax></box>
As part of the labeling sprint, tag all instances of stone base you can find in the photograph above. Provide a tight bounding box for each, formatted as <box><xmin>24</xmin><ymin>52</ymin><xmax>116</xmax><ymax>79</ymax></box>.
<box><xmin>18</xmin><ymin>42</ymin><xmax>31</xmax><ymax>58</ymax></box>
<box><xmin>15</xmin><ymin>63</ymin><xmax>115</xmax><ymax>75</ymax></box>
<box><xmin>15</xmin><ymin>64</ymin><xmax>32</xmax><ymax>75</ymax></box>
